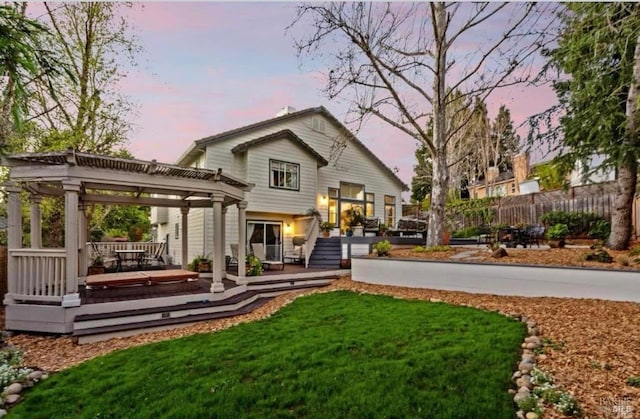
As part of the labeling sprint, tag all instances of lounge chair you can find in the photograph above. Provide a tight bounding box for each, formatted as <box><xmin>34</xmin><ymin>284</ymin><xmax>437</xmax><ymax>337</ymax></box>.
<box><xmin>89</xmin><ymin>242</ymin><xmax>118</xmax><ymax>270</ymax></box>
<box><xmin>251</xmin><ymin>243</ymin><xmax>284</xmax><ymax>271</ymax></box>
<box><xmin>142</xmin><ymin>242</ymin><xmax>167</xmax><ymax>267</ymax></box>
<box><xmin>283</xmin><ymin>237</ymin><xmax>305</xmax><ymax>264</ymax></box>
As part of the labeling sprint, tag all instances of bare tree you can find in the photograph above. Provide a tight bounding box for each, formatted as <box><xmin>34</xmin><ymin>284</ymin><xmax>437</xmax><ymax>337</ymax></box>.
<box><xmin>291</xmin><ymin>2</ymin><xmax>557</xmax><ymax>245</ymax></box>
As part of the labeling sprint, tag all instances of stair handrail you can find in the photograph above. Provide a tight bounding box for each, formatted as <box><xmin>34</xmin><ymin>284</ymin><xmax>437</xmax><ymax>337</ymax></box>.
<box><xmin>304</xmin><ymin>216</ymin><xmax>320</xmax><ymax>268</ymax></box>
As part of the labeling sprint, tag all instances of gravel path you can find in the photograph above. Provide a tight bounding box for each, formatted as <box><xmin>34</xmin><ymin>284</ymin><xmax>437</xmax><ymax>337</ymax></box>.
<box><xmin>6</xmin><ymin>277</ymin><xmax>640</xmax><ymax>418</ymax></box>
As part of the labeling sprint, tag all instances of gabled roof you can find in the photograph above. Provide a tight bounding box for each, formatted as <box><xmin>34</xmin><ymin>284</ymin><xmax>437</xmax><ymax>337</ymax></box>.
<box><xmin>230</xmin><ymin>129</ymin><xmax>329</xmax><ymax>167</ymax></box>
<box><xmin>177</xmin><ymin>106</ymin><xmax>408</xmax><ymax>191</ymax></box>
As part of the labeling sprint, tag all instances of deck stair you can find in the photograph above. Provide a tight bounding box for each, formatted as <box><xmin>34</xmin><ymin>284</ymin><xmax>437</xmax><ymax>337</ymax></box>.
<box><xmin>72</xmin><ymin>279</ymin><xmax>336</xmax><ymax>344</ymax></box>
<box><xmin>307</xmin><ymin>237</ymin><xmax>342</xmax><ymax>269</ymax></box>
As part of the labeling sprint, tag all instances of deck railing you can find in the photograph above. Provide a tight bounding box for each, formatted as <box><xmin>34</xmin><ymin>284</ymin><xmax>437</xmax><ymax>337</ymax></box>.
<box><xmin>9</xmin><ymin>249</ymin><xmax>66</xmax><ymax>302</ymax></box>
<box><xmin>87</xmin><ymin>242</ymin><xmax>164</xmax><ymax>260</ymax></box>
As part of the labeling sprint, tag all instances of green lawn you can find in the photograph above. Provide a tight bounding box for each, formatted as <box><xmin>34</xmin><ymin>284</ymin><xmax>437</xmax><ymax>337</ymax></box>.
<box><xmin>11</xmin><ymin>291</ymin><xmax>525</xmax><ymax>418</ymax></box>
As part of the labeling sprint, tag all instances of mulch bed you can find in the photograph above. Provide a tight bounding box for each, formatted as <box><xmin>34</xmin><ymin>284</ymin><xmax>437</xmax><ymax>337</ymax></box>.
<box><xmin>4</xmin><ymin>275</ymin><xmax>640</xmax><ymax>418</ymax></box>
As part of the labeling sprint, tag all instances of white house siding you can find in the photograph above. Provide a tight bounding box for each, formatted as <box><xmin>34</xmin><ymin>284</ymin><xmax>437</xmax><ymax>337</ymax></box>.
<box><xmin>169</xmin><ymin>109</ymin><xmax>405</xmax><ymax>265</ymax></box>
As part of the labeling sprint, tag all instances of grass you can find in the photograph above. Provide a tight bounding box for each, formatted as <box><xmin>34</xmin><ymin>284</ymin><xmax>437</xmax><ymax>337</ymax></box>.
<box><xmin>11</xmin><ymin>291</ymin><xmax>525</xmax><ymax>418</ymax></box>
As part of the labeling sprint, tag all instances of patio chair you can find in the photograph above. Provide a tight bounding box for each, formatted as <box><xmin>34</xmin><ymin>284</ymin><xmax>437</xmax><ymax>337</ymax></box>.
<box><xmin>283</xmin><ymin>237</ymin><xmax>305</xmax><ymax>264</ymax></box>
<box><xmin>227</xmin><ymin>244</ymin><xmax>239</xmax><ymax>270</ymax></box>
<box><xmin>524</xmin><ymin>225</ymin><xmax>546</xmax><ymax>248</ymax></box>
<box><xmin>142</xmin><ymin>242</ymin><xmax>167</xmax><ymax>267</ymax></box>
<box><xmin>477</xmin><ymin>224</ymin><xmax>494</xmax><ymax>246</ymax></box>
<box><xmin>251</xmin><ymin>243</ymin><xmax>284</xmax><ymax>271</ymax></box>
<box><xmin>89</xmin><ymin>242</ymin><xmax>118</xmax><ymax>269</ymax></box>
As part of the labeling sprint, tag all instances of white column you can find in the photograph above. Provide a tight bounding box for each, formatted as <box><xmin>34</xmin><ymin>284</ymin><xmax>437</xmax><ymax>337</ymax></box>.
<box><xmin>180</xmin><ymin>207</ymin><xmax>189</xmax><ymax>270</ymax></box>
<box><xmin>29</xmin><ymin>195</ymin><xmax>42</xmax><ymax>249</ymax></box>
<box><xmin>210</xmin><ymin>194</ymin><xmax>225</xmax><ymax>293</ymax></box>
<box><xmin>62</xmin><ymin>180</ymin><xmax>81</xmax><ymax>307</ymax></box>
<box><xmin>221</xmin><ymin>206</ymin><xmax>227</xmax><ymax>281</ymax></box>
<box><xmin>78</xmin><ymin>202</ymin><xmax>88</xmax><ymax>280</ymax></box>
<box><xmin>237</xmin><ymin>201</ymin><xmax>247</xmax><ymax>283</ymax></box>
<box><xmin>5</xmin><ymin>182</ymin><xmax>22</xmax><ymax>303</ymax></box>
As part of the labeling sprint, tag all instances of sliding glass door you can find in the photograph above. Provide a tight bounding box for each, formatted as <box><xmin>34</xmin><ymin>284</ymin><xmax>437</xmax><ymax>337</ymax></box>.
<box><xmin>247</xmin><ymin>221</ymin><xmax>282</xmax><ymax>261</ymax></box>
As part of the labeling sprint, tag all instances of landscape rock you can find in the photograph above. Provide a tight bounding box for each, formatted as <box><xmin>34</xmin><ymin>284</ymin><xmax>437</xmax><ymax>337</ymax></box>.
<box><xmin>525</xmin><ymin>336</ymin><xmax>541</xmax><ymax>345</ymax></box>
<box><xmin>4</xmin><ymin>395</ymin><xmax>19</xmax><ymax>405</ymax></box>
<box><xmin>525</xmin><ymin>342</ymin><xmax>537</xmax><ymax>350</ymax></box>
<box><xmin>525</xmin><ymin>412</ymin><xmax>539</xmax><ymax>419</ymax></box>
<box><xmin>27</xmin><ymin>371</ymin><xmax>43</xmax><ymax>381</ymax></box>
<box><xmin>519</xmin><ymin>361</ymin><xmax>533</xmax><ymax>374</ymax></box>
<box><xmin>512</xmin><ymin>371</ymin><xmax>522</xmax><ymax>380</ymax></box>
<box><xmin>0</xmin><ymin>409</ymin><xmax>6</xmax><ymax>417</ymax></box>
<box><xmin>508</xmin><ymin>389</ymin><xmax>516</xmax><ymax>395</ymax></box>
<box><xmin>4</xmin><ymin>383</ymin><xmax>22</xmax><ymax>395</ymax></box>
<box><xmin>491</xmin><ymin>248</ymin><xmax>508</xmax><ymax>258</ymax></box>
<box><xmin>528</xmin><ymin>327</ymin><xmax>539</xmax><ymax>336</ymax></box>
<box><xmin>521</xmin><ymin>355</ymin><xmax>535</xmax><ymax>364</ymax></box>
<box><xmin>513</xmin><ymin>391</ymin><xmax>530</xmax><ymax>404</ymax></box>
<box><xmin>516</xmin><ymin>411</ymin><xmax>526</xmax><ymax>419</ymax></box>
<box><xmin>516</xmin><ymin>375</ymin><xmax>533</xmax><ymax>389</ymax></box>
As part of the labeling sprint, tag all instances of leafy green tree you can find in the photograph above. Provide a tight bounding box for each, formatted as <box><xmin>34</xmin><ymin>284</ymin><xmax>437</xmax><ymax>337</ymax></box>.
<box><xmin>533</xmin><ymin>3</ymin><xmax>640</xmax><ymax>249</ymax></box>
<box><xmin>0</xmin><ymin>4</ymin><xmax>68</xmax><ymax>151</ymax></box>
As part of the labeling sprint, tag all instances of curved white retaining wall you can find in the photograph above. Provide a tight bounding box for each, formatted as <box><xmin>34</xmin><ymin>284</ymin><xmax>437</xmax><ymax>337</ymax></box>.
<box><xmin>352</xmin><ymin>257</ymin><xmax>640</xmax><ymax>303</ymax></box>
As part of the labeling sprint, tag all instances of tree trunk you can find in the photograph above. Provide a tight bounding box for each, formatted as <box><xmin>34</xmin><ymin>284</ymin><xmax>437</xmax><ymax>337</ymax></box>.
<box><xmin>607</xmin><ymin>34</ymin><xmax>640</xmax><ymax>250</ymax></box>
<box><xmin>426</xmin><ymin>3</ymin><xmax>448</xmax><ymax>247</ymax></box>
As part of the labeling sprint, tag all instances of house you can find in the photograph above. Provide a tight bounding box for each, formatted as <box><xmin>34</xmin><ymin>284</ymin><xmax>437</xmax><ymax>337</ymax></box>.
<box><xmin>467</xmin><ymin>153</ymin><xmax>531</xmax><ymax>198</ymax></box>
<box><xmin>153</xmin><ymin>106</ymin><xmax>408</xmax><ymax>268</ymax></box>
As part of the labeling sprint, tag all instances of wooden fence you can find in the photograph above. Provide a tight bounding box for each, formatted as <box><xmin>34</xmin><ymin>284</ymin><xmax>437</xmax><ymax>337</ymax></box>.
<box><xmin>403</xmin><ymin>181</ymin><xmax>625</xmax><ymax>231</ymax></box>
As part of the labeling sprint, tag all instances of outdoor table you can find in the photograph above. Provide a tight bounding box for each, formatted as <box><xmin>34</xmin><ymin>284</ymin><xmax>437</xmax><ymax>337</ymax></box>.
<box><xmin>497</xmin><ymin>227</ymin><xmax>529</xmax><ymax>248</ymax></box>
<box><xmin>114</xmin><ymin>249</ymin><xmax>147</xmax><ymax>272</ymax></box>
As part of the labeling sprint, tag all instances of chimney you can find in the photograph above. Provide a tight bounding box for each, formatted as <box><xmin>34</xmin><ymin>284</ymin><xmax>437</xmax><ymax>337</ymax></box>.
<box><xmin>512</xmin><ymin>153</ymin><xmax>529</xmax><ymax>185</ymax></box>
<box><xmin>276</xmin><ymin>106</ymin><xmax>297</xmax><ymax>117</ymax></box>
<box><xmin>486</xmin><ymin>166</ymin><xmax>499</xmax><ymax>184</ymax></box>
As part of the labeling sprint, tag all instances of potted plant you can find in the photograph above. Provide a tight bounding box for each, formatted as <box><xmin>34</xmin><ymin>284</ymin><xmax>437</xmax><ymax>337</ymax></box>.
<box><xmin>373</xmin><ymin>240</ymin><xmax>392</xmax><ymax>257</ymax></box>
<box><xmin>378</xmin><ymin>223</ymin><xmax>389</xmax><ymax>237</ymax></box>
<box><xmin>346</xmin><ymin>207</ymin><xmax>365</xmax><ymax>237</ymax></box>
<box><xmin>320</xmin><ymin>221</ymin><xmax>335</xmax><ymax>238</ymax></box>
<box><xmin>189</xmin><ymin>254</ymin><xmax>212</xmax><ymax>272</ymax></box>
<box><xmin>88</xmin><ymin>255</ymin><xmax>105</xmax><ymax>276</ymax></box>
<box><xmin>246</xmin><ymin>255</ymin><xmax>263</xmax><ymax>276</ymax></box>
<box><xmin>547</xmin><ymin>223</ymin><xmax>569</xmax><ymax>248</ymax></box>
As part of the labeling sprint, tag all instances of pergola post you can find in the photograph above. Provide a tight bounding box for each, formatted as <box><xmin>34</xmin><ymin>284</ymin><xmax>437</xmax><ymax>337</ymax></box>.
<box><xmin>237</xmin><ymin>201</ymin><xmax>247</xmax><ymax>284</ymax></box>
<box><xmin>180</xmin><ymin>207</ymin><xmax>189</xmax><ymax>270</ymax></box>
<box><xmin>5</xmin><ymin>182</ymin><xmax>22</xmax><ymax>303</ymax></box>
<box><xmin>210</xmin><ymin>194</ymin><xmax>225</xmax><ymax>293</ymax></box>
<box><xmin>62</xmin><ymin>180</ymin><xmax>81</xmax><ymax>307</ymax></box>
<box><xmin>29</xmin><ymin>194</ymin><xmax>42</xmax><ymax>249</ymax></box>
<box><xmin>221</xmin><ymin>206</ymin><xmax>227</xmax><ymax>281</ymax></box>
<box><xmin>78</xmin><ymin>202</ymin><xmax>88</xmax><ymax>280</ymax></box>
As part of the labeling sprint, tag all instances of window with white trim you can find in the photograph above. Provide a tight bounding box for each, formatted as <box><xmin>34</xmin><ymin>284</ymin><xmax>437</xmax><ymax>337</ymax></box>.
<box><xmin>270</xmin><ymin>160</ymin><xmax>299</xmax><ymax>190</ymax></box>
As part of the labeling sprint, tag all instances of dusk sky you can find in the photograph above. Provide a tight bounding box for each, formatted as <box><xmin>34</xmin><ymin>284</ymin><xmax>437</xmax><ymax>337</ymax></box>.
<box><xmin>110</xmin><ymin>2</ymin><xmax>557</xmax><ymax>193</ymax></box>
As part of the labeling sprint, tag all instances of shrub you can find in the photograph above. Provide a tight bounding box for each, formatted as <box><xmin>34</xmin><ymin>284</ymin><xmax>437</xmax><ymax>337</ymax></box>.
<box><xmin>619</xmin><ymin>256</ymin><xmax>630</xmax><ymax>266</ymax></box>
<box><xmin>588</xmin><ymin>219</ymin><xmax>611</xmax><ymax>241</ymax></box>
<box><xmin>541</xmin><ymin>211</ymin><xmax>602</xmax><ymax>237</ymax></box>
<box><xmin>425</xmin><ymin>245</ymin><xmax>451</xmax><ymax>252</ymax></box>
<box><xmin>246</xmin><ymin>255</ymin><xmax>263</xmax><ymax>276</ymax></box>
<box><xmin>516</xmin><ymin>395</ymin><xmax>543</xmax><ymax>415</ymax></box>
<box><xmin>413</xmin><ymin>246</ymin><xmax>426</xmax><ymax>252</ymax></box>
<box><xmin>547</xmin><ymin>223</ymin><xmax>569</xmax><ymax>239</ymax></box>
<box><xmin>627</xmin><ymin>376</ymin><xmax>640</xmax><ymax>388</ymax></box>
<box><xmin>629</xmin><ymin>246</ymin><xmax>640</xmax><ymax>257</ymax></box>
<box><xmin>452</xmin><ymin>226</ymin><xmax>479</xmax><ymax>238</ymax></box>
<box><xmin>0</xmin><ymin>348</ymin><xmax>33</xmax><ymax>390</ymax></box>
<box><xmin>373</xmin><ymin>240</ymin><xmax>392</xmax><ymax>256</ymax></box>
<box><xmin>583</xmin><ymin>249</ymin><xmax>613</xmax><ymax>263</ymax></box>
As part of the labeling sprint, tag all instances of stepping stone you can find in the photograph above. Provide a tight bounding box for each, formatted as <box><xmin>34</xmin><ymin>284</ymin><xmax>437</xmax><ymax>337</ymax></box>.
<box><xmin>449</xmin><ymin>250</ymin><xmax>480</xmax><ymax>260</ymax></box>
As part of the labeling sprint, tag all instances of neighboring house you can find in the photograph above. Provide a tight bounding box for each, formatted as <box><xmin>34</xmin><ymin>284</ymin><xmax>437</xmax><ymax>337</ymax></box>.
<box><xmin>467</xmin><ymin>153</ymin><xmax>530</xmax><ymax>198</ymax></box>
<box><xmin>569</xmin><ymin>154</ymin><xmax>616</xmax><ymax>187</ymax></box>
<box><xmin>152</xmin><ymin>106</ymin><xmax>408</xmax><ymax>266</ymax></box>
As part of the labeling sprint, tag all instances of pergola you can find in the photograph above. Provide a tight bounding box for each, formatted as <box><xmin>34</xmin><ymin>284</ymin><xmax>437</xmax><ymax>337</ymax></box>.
<box><xmin>2</xmin><ymin>149</ymin><xmax>251</xmax><ymax>307</ymax></box>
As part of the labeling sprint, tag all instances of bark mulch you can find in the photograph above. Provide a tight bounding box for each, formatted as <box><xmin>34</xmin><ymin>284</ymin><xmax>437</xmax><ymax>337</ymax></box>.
<box><xmin>5</xmin><ymin>272</ymin><xmax>640</xmax><ymax>417</ymax></box>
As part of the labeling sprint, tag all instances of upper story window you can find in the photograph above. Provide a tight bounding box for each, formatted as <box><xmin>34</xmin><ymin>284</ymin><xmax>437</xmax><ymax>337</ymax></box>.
<box><xmin>340</xmin><ymin>182</ymin><xmax>364</xmax><ymax>200</ymax></box>
<box><xmin>270</xmin><ymin>160</ymin><xmax>299</xmax><ymax>190</ymax></box>
<box><xmin>311</xmin><ymin>116</ymin><xmax>326</xmax><ymax>133</ymax></box>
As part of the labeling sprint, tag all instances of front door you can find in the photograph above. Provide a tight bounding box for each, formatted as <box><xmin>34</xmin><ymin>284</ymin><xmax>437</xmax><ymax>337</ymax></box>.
<box><xmin>247</xmin><ymin>221</ymin><xmax>282</xmax><ymax>261</ymax></box>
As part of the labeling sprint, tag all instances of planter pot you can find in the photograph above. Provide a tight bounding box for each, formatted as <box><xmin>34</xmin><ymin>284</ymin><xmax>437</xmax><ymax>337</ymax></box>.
<box><xmin>352</xmin><ymin>226</ymin><xmax>364</xmax><ymax>237</ymax></box>
<box><xmin>88</xmin><ymin>266</ymin><xmax>105</xmax><ymax>276</ymax></box>
<box><xmin>340</xmin><ymin>259</ymin><xmax>352</xmax><ymax>269</ymax></box>
<box><xmin>443</xmin><ymin>231</ymin><xmax>451</xmax><ymax>245</ymax></box>
<box><xmin>198</xmin><ymin>261</ymin><xmax>211</xmax><ymax>272</ymax></box>
<box><xmin>548</xmin><ymin>239</ymin><xmax>566</xmax><ymax>249</ymax></box>
<box><xmin>322</xmin><ymin>230</ymin><xmax>331</xmax><ymax>238</ymax></box>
